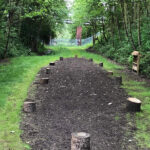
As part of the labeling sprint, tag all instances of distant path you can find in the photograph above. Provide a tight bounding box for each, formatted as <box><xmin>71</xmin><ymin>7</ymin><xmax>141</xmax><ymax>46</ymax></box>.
<box><xmin>21</xmin><ymin>57</ymin><xmax>131</xmax><ymax>150</ymax></box>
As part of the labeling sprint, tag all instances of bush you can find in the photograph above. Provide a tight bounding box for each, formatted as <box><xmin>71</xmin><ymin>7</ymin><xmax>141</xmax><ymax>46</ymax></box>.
<box><xmin>140</xmin><ymin>52</ymin><xmax>150</xmax><ymax>77</ymax></box>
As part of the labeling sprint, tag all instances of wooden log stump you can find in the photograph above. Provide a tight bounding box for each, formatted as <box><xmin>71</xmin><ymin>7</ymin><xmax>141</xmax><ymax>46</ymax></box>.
<box><xmin>89</xmin><ymin>58</ymin><xmax>93</xmax><ymax>62</ymax></box>
<box><xmin>60</xmin><ymin>57</ymin><xmax>63</xmax><ymax>61</ymax></box>
<box><xmin>115</xmin><ymin>76</ymin><xmax>122</xmax><ymax>85</ymax></box>
<box><xmin>49</xmin><ymin>62</ymin><xmax>55</xmax><ymax>66</ymax></box>
<box><xmin>107</xmin><ymin>71</ymin><xmax>113</xmax><ymax>75</ymax></box>
<box><xmin>23</xmin><ymin>102</ymin><xmax>36</xmax><ymax>113</ymax></box>
<box><xmin>71</xmin><ymin>132</ymin><xmax>90</xmax><ymax>150</ymax></box>
<box><xmin>127</xmin><ymin>97</ymin><xmax>141</xmax><ymax>112</ymax></box>
<box><xmin>99</xmin><ymin>62</ymin><xmax>103</xmax><ymax>67</ymax></box>
<box><xmin>40</xmin><ymin>78</ymin><xmax>49</xmax><ymax>84</ymax></box>
<box><xmin>33</xmin><ymin>80</ymin><xmax>39</xmax><ymax>84</ymax></box>
<box><xmin>75</xmin><ymin>55</ymin><xmax>78</xmax><ymax>58</ymax></box>
<box><xmin>46</xmin><ymin>68</ymin><xmax>50</xmax><ymax>74</ymax></box>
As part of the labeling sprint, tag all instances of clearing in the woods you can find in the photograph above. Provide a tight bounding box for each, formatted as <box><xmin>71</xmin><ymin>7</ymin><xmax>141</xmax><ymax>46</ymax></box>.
<box><xmin>21</xmin><ymin>57</ymin><xmax>128</xmax><ymax>150</ymax></box>
<box><xmin>0</xmin><ymin>46</ymin><xmax>150</xmax><ymax>150</ymax></box>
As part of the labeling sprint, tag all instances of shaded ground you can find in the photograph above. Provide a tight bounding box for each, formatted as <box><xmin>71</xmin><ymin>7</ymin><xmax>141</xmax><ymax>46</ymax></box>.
<box><xmin>21</xmin><ymin>57</ymin><xmax>134</xmax><ymax>150</ymax></box>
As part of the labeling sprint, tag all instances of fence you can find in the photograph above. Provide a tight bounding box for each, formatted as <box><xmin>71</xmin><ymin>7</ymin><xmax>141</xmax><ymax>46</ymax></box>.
<box><xmin>50</xmin><ymin>32</ymin><xmax>100</xmax><ymax>46</ymax></box>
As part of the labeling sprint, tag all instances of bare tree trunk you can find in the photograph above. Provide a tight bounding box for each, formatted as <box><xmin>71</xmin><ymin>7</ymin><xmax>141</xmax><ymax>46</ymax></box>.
<box><xmin>120</xmin><ymin>1</ymin><xmax>136</xmax><ymax>50</ymax></box>
<box><xmin>4</xmin><ymin>0</ymin><xmax>20</xmax><ymax>58</ymax></box>
<box><xmin>137</xmin><ymin>2</ymin><xmax>142</xmax><ymax>47</ymax></box>
<box><xmin>4</xmin><ymin>10</ymin><xmax>14</xmax><ymax>57</ymax></box>
<box><xmin>102</xmin><ymin>17</ymin><xmax>107</xmax><ymax>42</ymax></box>
<box><xmin>117</xmin><ymin>17</ymin><xmax>122</xmax><ymax>41</ymax></box>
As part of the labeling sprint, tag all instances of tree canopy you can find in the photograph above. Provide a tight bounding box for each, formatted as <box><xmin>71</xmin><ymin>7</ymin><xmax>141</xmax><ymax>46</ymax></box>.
<box><xmin>0</xmin><ymin>0</ymin><xmax>68</xmax><ymax>58</ymax></box>
<box><xmin>72</xmin><ymin>0</ymin><xmax>150</xmax><ymax>76</ymax></box>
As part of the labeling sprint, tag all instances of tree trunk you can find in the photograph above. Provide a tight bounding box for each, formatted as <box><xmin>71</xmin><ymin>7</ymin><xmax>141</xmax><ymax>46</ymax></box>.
<box><xmin>102</xmin><ymin>17</ymin><xmax>107</xmax><ymax>42</ymax></box>
<box><xmin>120</xmin><ymin>1</ymin><xmax>136</xmax><ymax>50</ymax></box>
<box><xmin>137</xmin><ymin>2</ymin><xmax>142</xmax><ymax>47</ymax></box>
<box><xmin>71</xmin><ymin>132</ymin><xmax>90</xmax><ymax>150</ymax></box>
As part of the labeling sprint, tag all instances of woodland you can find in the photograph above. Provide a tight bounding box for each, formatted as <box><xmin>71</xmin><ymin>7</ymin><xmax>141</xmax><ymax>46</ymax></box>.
<box><xmin>0</xmin><ymin>0</ymin><xmax>150</xmax><ymax>149</ymax></box>
<box><xmin>0</xmin><ymin>0</ymin><xmax>68</xmax><ymax>58</ymax></box>
<box><xmin>72</xmin><ymin>0</ymin><xmax>150</xmax><ymax>77</ymax></box>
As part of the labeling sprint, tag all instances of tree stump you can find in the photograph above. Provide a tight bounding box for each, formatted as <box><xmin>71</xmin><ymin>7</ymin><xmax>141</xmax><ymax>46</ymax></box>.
<box><xmin>46</xmin><ymin>68</ymin><xmax>50</xmax><ymax>74</ymax></box>
<box><xmin>33</xmin><ymin>80</ymin><xmax>39</xmax><ymax>84</ymax></box>
<box><xmin>75</xmin><ymin>55</ymin><xmax>78</xmax><ymax>58</ymax></box>
<box><xmin>40</xmin><ymin>78</ymin><xmax>49</xmax><ymax>84</ymax></box>
<box><xmin>107</xmin><ymin>71</ymin><xmax>113</xmax><ymax>75</ymax></box>
<box><xmin>71</xmin><ymin>132</ymin><xmax>90</xmax><ymax>150</ymax></box>
<box><xmin>115</xmin><ymin>76</ymin><xmax>122</xmax><ymax>85</ymax></box>
<box><xmin>127</xmin><ymin>97</ymin><xmax>141</xmax><ymax>112</ymax></box>
<box><xmin>60</xmin><ymin>57</ymin><xmax>63</xmax><ymax>61</ymax></box>
<box><xmin>89</xmin><ymin>58</ymin><xmax>93</xmax><ymax>62</ymax></box>
<box><xmin>23</xmin><ymin>102</ymin><xmax>36</xmax><ymax>113</ymax></box>
<box><xmin>99</xmin><ymin>62</ymin><xmax>103</xmax><ymax>67</ymax></box>
<box><xmin>49</xmin><ymin>62</ymin><xmax>55</xmax><ymax>66</ymax></box>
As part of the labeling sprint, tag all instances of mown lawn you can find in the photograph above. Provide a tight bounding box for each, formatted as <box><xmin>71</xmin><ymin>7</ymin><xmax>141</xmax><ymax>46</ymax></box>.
<box><xmin>0</xmin><ymin>45</ymin><xmax>150</xmax><ymax>149</ymax></box>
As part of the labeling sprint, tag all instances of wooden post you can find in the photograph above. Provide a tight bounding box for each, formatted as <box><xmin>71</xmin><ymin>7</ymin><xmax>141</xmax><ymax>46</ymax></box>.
<box><xmin>60</xmin><ymin>57</ymin><xmax>63</xmax><ymax>61</ymax></box>
<box><xmin>46</xmin><ymin>68</ymin><xmax>50</xmax><ymax>74</ymax></box>
<box><xmin>107</xmin><ymin>71</ymin><xmax>113</xmax><ymax>75</ymax></box>
<box><xmin>75</xmin><ymin>55</ymin><xmax>78</xmax><ymax>58</ymax></box>
<box><xmin>127</xmin><ymin>97</ymin><xmax>141</xmax><ymax>112</ymax></box>
<box><xmin>23</xmin><ymin>102</ymin><xmax>36</xmax><ymax>113</ymax></box>
<box><xmin>40</xmin><ymin>78</ymin><xmax>49</xmax><ymax>84</ymax></box>
<box><xmin>49</xmin><ymin>62</ymin><xmax>55</xmax><ymax>66</ymax></box>
<box><xmin>89</xmin><ymin>58</ymin><xmax>93</xmax><ymax>62</ymax></box>
<box><xmin>71</xmin><ymin>132</ymin><xmax>90</xmax><ymax>150</ymax></box>
<box><xmin>132</xmin><ymin>51</ymin><xmax>141</xmax><ymax>75</ymax></box>
<box><xmin>33</xmin><ymin>80</ymin><xmax>39</xmax><ymax>84</ymax></box>
<box><xmin>115</xmin><ymin>76</ymin><xmax>122</xmax><ymax>85</ymax></box>
<box><xmin>99</xmin><ymin>62</ymin><xmax>103</xmax><ymax>67</ymax></box>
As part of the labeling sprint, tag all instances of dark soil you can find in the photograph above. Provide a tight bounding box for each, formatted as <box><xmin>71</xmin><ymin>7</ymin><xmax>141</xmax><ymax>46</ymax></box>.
<box><xmin>21</xmin><ymin>58</ymin><xmax>135</xmax><ymax>150</ymax></box>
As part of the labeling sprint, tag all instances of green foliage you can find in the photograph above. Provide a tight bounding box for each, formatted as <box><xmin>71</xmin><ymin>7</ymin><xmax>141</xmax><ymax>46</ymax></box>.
<box><xmin>72</xmin><ymin>0</ymin><xmax>150</xmax><ymax>77</ymax></box>
<box><xmin>0</xmin><ymin>0</ymin><xmax>68</xmax><ymax>59</ymax></box>
<box><xmin>140</xmin><ymin>52</ymin><xmax>150</xmax><ymax>77</ymax></box>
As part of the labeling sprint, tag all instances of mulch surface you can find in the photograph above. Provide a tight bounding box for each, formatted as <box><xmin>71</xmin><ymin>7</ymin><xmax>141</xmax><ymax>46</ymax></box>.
<box><xmin>21</xmin><ymin>58</ymin><xmax>132</xmax><ymax>150</ymax></box>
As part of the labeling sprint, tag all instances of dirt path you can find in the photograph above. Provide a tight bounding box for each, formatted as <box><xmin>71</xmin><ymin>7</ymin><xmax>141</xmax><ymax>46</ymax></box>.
<box><xmin>21</xmin><ymin>58</ymin><xmax>131</xmax><ymax>150</ymax></box>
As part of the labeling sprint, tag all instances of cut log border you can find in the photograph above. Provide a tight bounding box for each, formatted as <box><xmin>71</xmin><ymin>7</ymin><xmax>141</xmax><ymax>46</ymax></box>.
<box><xmin>115</xmin><ymin>76</ymin><xmax>122</xmax><ymax>85</ymax></box>
<box><xmin>107</xmin><ymin>71</ymin><xmax>113</xmax><ymax>75</ymax></box>
<box><xmin>75</xmin><ymin>55</ymin><xmax>78</xmax><ymax>58</ymax></box>
<box><xmin>49</xmin><ymin>62</ymin><xmax>55</xmax><ymax>66</ymax></box>
<box><xmin>89</xmin><ymin>58</ymin><xmax>93</xmax><ymax>62</ymax></box>
<box><xmin>71</xmin><ymin>132</ymin><xmax>90</xmax><ymax>150</ymax></box>
<box><xmin>46</xmin><ymin>68</ymin><xmax>50</xmax><ymax>74</ymax></box>
<box><xmin>60</xmin><ymin>57</ymin><xmax>63</xmax><ymax>61</ymax></box>
<box><xmin>23</xmin><ymin>101</ymin><xmax>36</xmax><ymax>113</ymax></box>
<box><xmin>99</xmin><ymin>62</ymin><xmax>103</xmax><ymax>67</ymax></box>
<box><xmin>40</xmin><ymin>78</ymin><xmax>49</xmax><ymax>84</ymax></box>
<box><xmin>127</xmin><ymin>97</ymin><xmax>141</xmax><ymax>112</ymax></box>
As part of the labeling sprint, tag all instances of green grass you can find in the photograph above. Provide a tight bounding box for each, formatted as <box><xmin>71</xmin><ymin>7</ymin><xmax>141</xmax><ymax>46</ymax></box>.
<box><xmin>0</xmin><ymin>45</ymin><xmax>150</xmax><ymax>149</ymax></box>
<box><xmin>123</xmin><ymin>79</ymin><xmax>150</xmax><ymax>148</ymax></box>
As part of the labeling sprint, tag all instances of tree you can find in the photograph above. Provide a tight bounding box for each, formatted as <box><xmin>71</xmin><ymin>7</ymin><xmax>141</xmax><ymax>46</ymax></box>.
<box><xmin>0</xmin><ymin>0</ymin><xmax>68</xmax><ymax>58</ymax></box>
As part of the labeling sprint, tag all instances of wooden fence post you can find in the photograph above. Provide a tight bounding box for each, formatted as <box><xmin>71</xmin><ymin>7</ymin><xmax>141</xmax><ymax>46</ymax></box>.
<box><xmin>71</xmin><ymin>132</ymin><xmax>90</xmax><ymax>150</ymax></box>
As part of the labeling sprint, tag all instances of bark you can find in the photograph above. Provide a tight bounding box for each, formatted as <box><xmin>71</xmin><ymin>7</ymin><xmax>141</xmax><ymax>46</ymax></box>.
<box><xmin>40</xmin><ymin>78</ymin><xmax>49</xmax><ymax>84</ymax></box>
<box><xmin>31</xmin><ymin>39</ymin><xmax>38</xmax><ymax>52</ymax></box>
<box><xmin>46</xmin><ymin>68</ymin><xmax>50</xmax><ymax>74</ymax></box>
<box><xmin>120</xmin><ymin>1</ymin><xmax>136</xmax><ymax>50</ymax></box>
<box><xmin>117</xmin><ymin>17</ymin><xmax>122</xmax><ymax>41</ymax></box>
<box><xmin>102</xmin><ymin>17</ymin><xmax>107</xmax><ymax>42</ymax></box>
<box><xmin>137</xmin><ymin>2</ymin><xmax>142</xmax><ymax>46</ymax></box>
<box><xmin>4</xmin><ymin>0</ymin><xmax>20</xmax><ymax>58</ymax></box>
<box><xmin>24</xmin><ymin>102</ymin><xmax>36</xmax><ymax>113</ymax></box>
<box><xmin>127</xmin><ymin>98</ymin><xmax>141</xmax><ymax>112</ymax></box>
<box><xmin>71</xmin><ymin>132</ymin><xmax>90</xmax><ymax>150</ymax></box>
